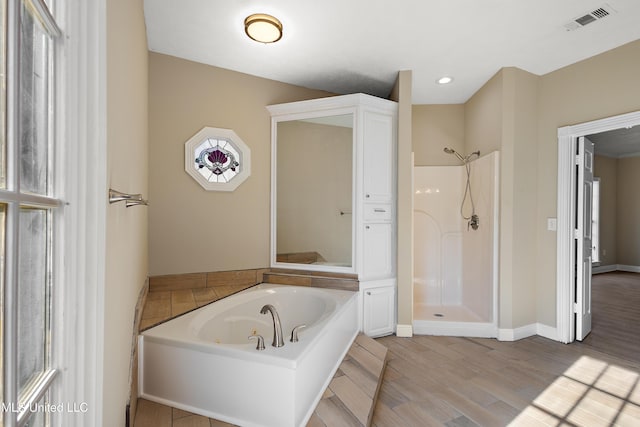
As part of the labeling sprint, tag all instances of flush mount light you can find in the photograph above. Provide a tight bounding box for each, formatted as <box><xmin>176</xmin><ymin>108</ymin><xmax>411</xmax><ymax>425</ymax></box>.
<box><xmin>437</xmin><ymin>76</ymin><xmax>454</xmax><ymax>85</ymax></box>
<box><xmin>244</xmin><ymin>13</ymin><xmax>283</xmax><ymax>43</ymax></box>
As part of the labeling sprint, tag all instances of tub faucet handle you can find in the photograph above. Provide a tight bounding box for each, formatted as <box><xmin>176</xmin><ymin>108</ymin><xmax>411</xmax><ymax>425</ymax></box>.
<box><xmin>290</xmin><ymin>324</ymin><xmax>307</xmax><ymax>343</ymax></box>
<box><xmin>248</xmin><ymin>334</ymin><xmax>265</xmax><ymax>351</ymax></box>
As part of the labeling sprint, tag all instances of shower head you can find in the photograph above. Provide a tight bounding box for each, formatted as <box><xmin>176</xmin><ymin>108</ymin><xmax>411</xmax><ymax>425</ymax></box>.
<box><xmin>443</xmin><ymin>147</ymin><xmax>465</xmax><ymax>162</ymax></box>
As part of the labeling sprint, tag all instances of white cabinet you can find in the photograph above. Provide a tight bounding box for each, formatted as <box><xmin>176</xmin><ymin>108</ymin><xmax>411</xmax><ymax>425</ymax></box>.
<box><xmin>359</xmin><ymin>105</ymin><xmax>396</xmax><ymax>337</ymax></box>
<box><xmin>362</xmin><ymin>223</ymin><xmax>393</xmax><ymax>280</ymax></box>
<box><xmin>362</xmin><ymin>111</ymin><xmax>394</xmax><ymax>203</ymax></box>
<box><xmin>268</xmin><ymin>93</ymin><xmax>397</xmax><ymax>338</ymax></box>
<box><xmin>362</xmin><ymin>282</ymin><xmax>396</xmax><ymax>337</ymax></box>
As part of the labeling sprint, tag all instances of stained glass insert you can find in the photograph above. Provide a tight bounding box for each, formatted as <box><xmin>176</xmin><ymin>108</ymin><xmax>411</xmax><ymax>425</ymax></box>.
<box><xmin>184</xmin><ymin>127</ymin><xmax>251</xmax><ymax>192</ymax></box>
<box><xmin>194</xmin><ymin>137</ymin><xmax>241</xmax><ymax>184</ymax></box>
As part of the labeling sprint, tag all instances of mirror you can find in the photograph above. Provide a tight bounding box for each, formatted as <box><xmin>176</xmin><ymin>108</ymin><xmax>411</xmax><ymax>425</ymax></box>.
<box><xmin>273</xmin><ymin>113</ymin><xmax>354</xmax><ymax>270</ymax></box>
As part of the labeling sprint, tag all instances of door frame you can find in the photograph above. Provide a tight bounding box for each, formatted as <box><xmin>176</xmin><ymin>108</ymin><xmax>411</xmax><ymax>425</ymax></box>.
<box><xmin>556</xmin><ymin>110</ymin><xmax>640</xmax><ymax>343</ymax></box>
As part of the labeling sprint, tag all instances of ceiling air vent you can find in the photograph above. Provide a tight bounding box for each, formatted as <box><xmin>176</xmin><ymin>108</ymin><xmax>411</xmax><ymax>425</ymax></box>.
<box><xmin>564</xmin><ymin>4</ymin><xmax>616</xmax><ymax>31</ymax></box>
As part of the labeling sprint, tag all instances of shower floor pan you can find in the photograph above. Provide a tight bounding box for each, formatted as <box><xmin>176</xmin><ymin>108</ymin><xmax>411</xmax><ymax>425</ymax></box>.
<box><xmin>413</xmin><ymin>304</ymin><xmax>497</xmax><ymax>338</ymax></box>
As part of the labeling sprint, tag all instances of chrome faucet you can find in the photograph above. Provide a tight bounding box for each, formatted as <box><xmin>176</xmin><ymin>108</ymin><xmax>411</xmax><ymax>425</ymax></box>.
<box><xmin>260</xmin><ymin>304</ymin><xmax>285</xmax><ymax>347</ymax></box>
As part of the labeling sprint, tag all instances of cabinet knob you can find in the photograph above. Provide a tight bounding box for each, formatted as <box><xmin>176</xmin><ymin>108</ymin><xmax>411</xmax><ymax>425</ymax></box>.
<box><xmin>365</xmin><ymin>225</ymin><xmax>370</xmax><ymax>230</ymax></box>
<box><xmin>366</xmin><ymin>291</ymin><xmax>371</xmax><ymax>295</ymax></box>
<box><xmin>366</xmin><ymin>194</ymin><xmax>370</xmax><ymax>198</ymax></box>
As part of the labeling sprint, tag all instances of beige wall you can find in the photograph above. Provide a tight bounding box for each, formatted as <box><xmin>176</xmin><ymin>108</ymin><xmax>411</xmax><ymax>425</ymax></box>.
<box><xmin>148</xmin><ymin>53</ymin><xmax>333</xmax><ymax>276</ymax></box>
<box><xmin>413</xmin><ymin>68</ymin><xmax>540</xmax><ymax>330</ymax></box>
<box><xmin>104</xmin><ymin>0</ymin><xmax>148</xmax><ymax>425</ymax></box>
<box><xmin>412</xmin><ymin>105</ymin><xmax>464</xmax><ymax>166</ymax></box>
<box><xmin>391</xmin><ymin>70</ymin><xmax>413</xmax><ymax>330</ymax></box>
<box><xmin>145</xmin><ymin>36</ymin><xmax>640</xmax><ymax>339</ymax></box>
<box><xmin>617</xmin><ymin>156</ymin><xmax>640</xmax><ymax>266</ymax></box>
<box><xmin>594</xmin><ymin>155</ymin><xmax>618</xmax><ymax>266</ymax></box>
<box><xmin>590</xmin><ymin>155</ymin><xmax>640</xmax><ymax>269</ymax></box>
<box><xmin>502</xmin><ymin>68</ymin><xmax>540</xmax><ymax>329</ymax></box>
<box><xmin>536</xmin><ymin>39</ymin><xmax>640</xmax><ymax>327</ymax></box>
<box><xmin>409</xmin><ymin>39</ymin><xmax>640</xmax><ymax>333</ymax></box>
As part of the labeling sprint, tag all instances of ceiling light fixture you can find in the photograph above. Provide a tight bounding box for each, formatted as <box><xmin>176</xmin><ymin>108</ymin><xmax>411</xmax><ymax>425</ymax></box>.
<box><xmin>437</xmin><ymin>76</ymin><xmax>454</xmax><ymax>85</ymax></box>
<box><xmin>244</xmin><ymin>13</ymin><xmax>283</xmax><ymax>43</ymax></box>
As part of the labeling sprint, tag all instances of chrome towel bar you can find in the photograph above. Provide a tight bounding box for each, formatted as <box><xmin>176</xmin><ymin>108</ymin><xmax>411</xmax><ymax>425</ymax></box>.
<box><xmin>108</xmin><ymin>188</ymin><xmax>148</xmax><ymax>207</ymax></box>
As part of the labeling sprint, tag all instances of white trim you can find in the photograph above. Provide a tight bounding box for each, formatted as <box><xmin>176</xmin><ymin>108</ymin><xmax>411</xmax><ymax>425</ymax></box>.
<box><xmin>536</xmin><ymin>323</ymin><xmax>559</xmax><ymax>341</ymax></box>
<box><xmin>414</xmin><ymin>321</ymin><xmax>496</xmax><ymax>338</ymax></box>
<box><xmin>395</xmin><ymin>324</ymin><xmax>413</xmax><ymax>337</ymax></box>
<box><xmin>556</xmin><ymin>110</ymin><xmax>640</xmax><ymax>345</ymax></box>
<box><xmin>496</xmin><ymin>323</ymin><xmax>557</xmax><ymax>342</ymax></box>
<box><xmin>52</xmin><ymin>1</ymin><xmax>107</xmax><ymax>426</ymax></box>
<box><xmin>498</xmin><ymin>324</ymin><xmax>536</xmax><ymax>341</ymax></box>
<box><xmin>592</xmin><ymin>264</ymin><xmax>617</xmax><ymax>274</ymax></box>
<box><xmin>593</xmin><ymin>264</ymin><xmax>640</xmax><ymax>274</ymax></box>
<box><xmin>618</xmin><ymin>265</ymin><xmax>640</xmax><ymax>273</ymax></box>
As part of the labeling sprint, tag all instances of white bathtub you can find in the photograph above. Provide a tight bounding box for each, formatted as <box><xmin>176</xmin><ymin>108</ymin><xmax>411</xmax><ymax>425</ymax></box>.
<box><xmin>138</xmin><ymin>284</ymin><xmax>359</xmax><ymax>427</ymax></box>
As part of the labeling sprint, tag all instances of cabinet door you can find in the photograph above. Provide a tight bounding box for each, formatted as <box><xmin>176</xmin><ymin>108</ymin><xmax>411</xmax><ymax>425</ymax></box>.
<box><xmin>362</xmin><ymin>223</ymin><xmax>392</xmax><ymax>279</ymax></box>
<box><xmin>363</xmin><ymin>286</ymin><xmax>395</xmax><ymax>337</ymax></box>
<box><xmin>363</xmin><ymin>111</ymin><xmax>394</xmax><ymax>203</ymax></box>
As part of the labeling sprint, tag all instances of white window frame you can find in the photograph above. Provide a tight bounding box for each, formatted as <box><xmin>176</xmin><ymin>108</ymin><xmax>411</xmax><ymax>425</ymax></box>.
<box><xmin>3</xmin><ymin>1</ymin><xmax>107</xmax><ymax>426</ymax></box>
<box><xmin>3</xmin><ymin>0</ymin><xmax>63</xmax><ymax>426</ymax></box>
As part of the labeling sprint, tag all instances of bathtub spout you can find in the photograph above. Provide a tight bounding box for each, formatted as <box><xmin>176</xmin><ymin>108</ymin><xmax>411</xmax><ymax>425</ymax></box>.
<box><xmin>260</xmin><ymin>304</ymin><xmax>285</xmax><ymax>347</ymax></box>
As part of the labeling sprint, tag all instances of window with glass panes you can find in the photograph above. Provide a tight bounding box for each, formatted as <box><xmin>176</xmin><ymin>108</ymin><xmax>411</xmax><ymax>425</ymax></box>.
<box><xmin>1</xmin><ymin>1</ymin><xmax>62</xmax><ymax>426</ymax></box>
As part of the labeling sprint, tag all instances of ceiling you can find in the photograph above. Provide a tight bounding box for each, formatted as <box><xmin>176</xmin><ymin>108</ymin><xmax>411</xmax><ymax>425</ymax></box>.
<box><xmin>143</xmin><ymin>0</ymin><xmax>640</xmax><ymax>104</ymax></box>
<box><xmin>590</xmin><ymin>125</ymin><xmax>640</xmax><ymax>158</ymax></box>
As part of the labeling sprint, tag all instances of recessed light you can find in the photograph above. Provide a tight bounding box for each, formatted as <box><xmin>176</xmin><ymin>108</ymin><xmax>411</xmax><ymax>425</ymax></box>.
<box><xmin>437</xmin><ymin>76</ymin><xmax>454</xmax><ymax>85</ymax></box>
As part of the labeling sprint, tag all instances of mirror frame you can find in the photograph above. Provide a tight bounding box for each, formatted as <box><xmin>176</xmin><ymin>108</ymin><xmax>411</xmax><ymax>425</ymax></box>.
<box><xmin>269</xmin><ymin>105</ymin><xmax>358</xmax><ymax>274</ymax></box>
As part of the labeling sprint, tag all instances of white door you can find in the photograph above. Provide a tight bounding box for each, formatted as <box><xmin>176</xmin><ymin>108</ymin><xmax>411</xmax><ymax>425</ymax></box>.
<box><xmin>576</xmin><ymin>136</ymin><xmax>594</xmax><ymax>341</ymax></box>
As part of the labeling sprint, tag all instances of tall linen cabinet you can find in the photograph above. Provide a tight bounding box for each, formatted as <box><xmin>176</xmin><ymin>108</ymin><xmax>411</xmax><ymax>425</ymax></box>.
<box><xmin>268</xmin><ymin>93</ymin><xmax>397</xmax><ymax>337</ymax></box>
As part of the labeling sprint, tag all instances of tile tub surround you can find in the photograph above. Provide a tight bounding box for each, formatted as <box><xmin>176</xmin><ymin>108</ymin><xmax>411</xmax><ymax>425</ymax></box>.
<box><xmin>141</xmin><ymin>268</ymin><xmax>359</xmax><ymax>331</ymax></box>
<box><xmin>140</xmin><ymin>269</ymin><xmax>269</xmax><ymax>330</ymax></box>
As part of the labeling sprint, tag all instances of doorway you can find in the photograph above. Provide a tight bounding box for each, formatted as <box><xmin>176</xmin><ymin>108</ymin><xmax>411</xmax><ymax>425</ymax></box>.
<box><xmin>556</xmin><ymin>110</ymin><xmax>640</xmax><ymax>344</ymax></box>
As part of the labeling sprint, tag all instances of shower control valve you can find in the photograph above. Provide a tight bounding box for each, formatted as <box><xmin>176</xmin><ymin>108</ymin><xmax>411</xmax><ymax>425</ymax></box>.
<box><xmin>468</xmin><ymin>214</ymin><xmax>479</xmax><ymax>231</ymax></box>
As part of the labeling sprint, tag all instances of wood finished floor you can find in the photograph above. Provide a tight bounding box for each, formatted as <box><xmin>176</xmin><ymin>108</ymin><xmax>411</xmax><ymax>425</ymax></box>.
<box><xmin>135</xmin><ymin>272</ymin><xmax>640</xmax><ymax>426</ymax></box>
<box><xmin>372</xmin><ymin>272</ymin><xmax>640</xmax><ymax>426</ymax></box>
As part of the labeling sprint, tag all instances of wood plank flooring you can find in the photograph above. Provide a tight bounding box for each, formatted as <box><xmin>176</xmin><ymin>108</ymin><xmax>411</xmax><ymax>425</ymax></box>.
<box><xmin>372</xmin><ymin>272</ymin><xmax>640</xmax><ymax>426</ymax></box>
<box><xmin>135</xmin><ymin>272</ymin><xmax>640</xmax><ymax>426</ymax></box>
<box><xmin>579</xmin><ymin>272</ymin><xmax>640</xmax><ymax>361</ymax></box>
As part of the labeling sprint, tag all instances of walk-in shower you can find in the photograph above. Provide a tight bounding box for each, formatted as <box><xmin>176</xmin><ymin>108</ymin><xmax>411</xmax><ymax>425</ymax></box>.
<box><xmin>413</xmin><ymin>151</ymin><xmax>499</xmax><ymax>337</ymax></box>
<box><xmin>444</xmin><ymin>147</ymin><xmax>480</xmax><ymax>230</ymax></box>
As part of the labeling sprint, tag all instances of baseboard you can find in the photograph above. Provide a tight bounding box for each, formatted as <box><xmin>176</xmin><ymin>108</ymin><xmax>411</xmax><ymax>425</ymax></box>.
<box><xmin>593</xmin><ymin>264</ymin><xmax>640</xmax><ymax>274</ymax></box>
<box><xmin>498</xmin><ymin>324</ymin><xmax>536</xmax><ymax>341</ymax></box>
<box><xmin>396</xmin><ymin>324</ymin><xmax>413</xmax><ymax>337</ymax></box>
<box><xmin>536</xmin><ymin>323</ymin><xmax>559</xmax><ymax>341</ymax></box>
<box><xmin>414</xmin><ymin>321</ymin><xmax>497</xmax><ymax>338</ymax></box>
<box><xmin>592</xmin><ymin>264</ymin><xmax>617</xmax><ymax>274</ymax></box>
<box><xmin>497</xmin><ymin>323</ymin><xmax>558</xmax><ymax>342</ymax></box>
<box><xmin>617</xmin><ymin>264</ymin><xmax>640</xmax><ymax>273</ymax></box>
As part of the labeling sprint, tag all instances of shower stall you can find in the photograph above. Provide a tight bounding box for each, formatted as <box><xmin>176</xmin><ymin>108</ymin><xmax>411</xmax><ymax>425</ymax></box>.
<box><xmin>413</xmin><ymin>151</ymin><xmax>499</xmax><ymax>337</ymax></box>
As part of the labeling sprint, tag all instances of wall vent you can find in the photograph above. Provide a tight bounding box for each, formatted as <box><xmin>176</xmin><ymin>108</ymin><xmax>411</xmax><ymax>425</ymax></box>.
<box><xmin>564</xmin><ymin>4</ymin><xmax>616</xmax><ymax>31</ymax></box>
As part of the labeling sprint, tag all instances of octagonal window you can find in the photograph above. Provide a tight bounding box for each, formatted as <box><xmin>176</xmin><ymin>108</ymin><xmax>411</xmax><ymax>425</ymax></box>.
<box><xmin>184</xmin><ymin>127</ymin><xmax>251</xmax><ymax>191</ymax></box>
